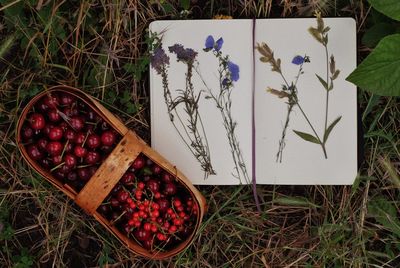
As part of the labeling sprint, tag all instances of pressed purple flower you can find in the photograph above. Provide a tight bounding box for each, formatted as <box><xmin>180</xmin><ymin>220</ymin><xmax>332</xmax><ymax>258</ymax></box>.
<box><xmin>222</xmin><ymin>78</ymin><xmax>229</xmax><ymax>87</ymax></box>
<box><xmin>228</xmin><ymin>61</ymin><xmax>239</xmax><ymax>82</ymax></box>
<box><xmin>292</xmin><ymin>55</ymin><xmax>304</xmax><ymax>65</ymax></box>
<box><xmin>215</xmin><ymin>37</ymin><xmax>223</xmax><ymax>51</ymax></box>
<box><xmin>169</xmin><ymin>44</ymin><xmax>198</xmax><ymax>63</ymax></box>
<box><xmin>205</xmin><ymin>35</ymin><xmax>214</xmax><ymax>49</ymax></box>
<box><xmin>150</xmin><ymin>47</ymin><xmax>170</xmax><ymax>74</ymax></box>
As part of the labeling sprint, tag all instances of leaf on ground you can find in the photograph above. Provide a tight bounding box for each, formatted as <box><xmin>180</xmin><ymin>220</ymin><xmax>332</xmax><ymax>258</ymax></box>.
<box><xmin>274</xmin><ymin>196</ymin><xmax>320</xmax><ymax>208</ymax></box>
<box><xmin>323</xmin><ymin>116</ymin><xmax>342</xmax><ymax>142</ymax></box>
<box><xmin>293</xmin><ymin>130</ymin><xmax>320</xmax><ymax>144</ymax></box>
<box><xmin>368</xmin><ymin>197</ymin><xmax>400</xmax><ymax>238</ymax></box>
<box><xmin>346</xmin><ymin>34</ymin><xmax>400</xmax><ymax>96</ymax></box>
<box><xmin>368</xmin><ymin>0</ymin><xmax>400</xmax><ymax>21</ymax></box>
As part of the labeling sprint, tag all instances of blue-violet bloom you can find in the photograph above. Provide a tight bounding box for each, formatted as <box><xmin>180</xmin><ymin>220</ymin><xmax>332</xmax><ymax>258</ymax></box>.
<box><xmin>151</xmin><ymin>47</ymin><xmax>170</xmax><ymax>74</ymax></box>
<box><xmin>205</xmin><ymin>35</ymin><xmax>224</xmax><ymax>51</ymax></box>
<box><xmin>292</xmin><ymin>55</ymin><xmax>304</xmax><ymax>65</ymax></box>
<box><xmin>169</xmin><ymin>44</ymin><xmax>198</xmax><ymax>63</ymax></box>
<box><xmin>228</xmin><ymin>61</ymin><xmax>240</xmax><ymax>82</ymax></box>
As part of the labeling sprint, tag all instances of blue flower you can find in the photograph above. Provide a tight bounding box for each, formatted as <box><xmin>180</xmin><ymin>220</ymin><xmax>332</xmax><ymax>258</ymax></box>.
<box><xmin>204</xmin><ymin>35</ymin><xmax>224</xmax><ymax>51</ymax></box>
<box><xmin>205</xmin><ymin>35</ymin><xmax>214</xmax><ymax>49</ymax></box>
<box><xmin>292</xmin><ymin>55</ymin><xmax>304</xmax><ymax>65</ymax></box>
<box><xmin>215</xmin><ymin>38</ymin><xmax>223</xmax><ymax>51</ymax></box>
<box><xmin>228</xmin><ymin>61</ymin><xmax>239</xmax><ymax>82</ymax></box>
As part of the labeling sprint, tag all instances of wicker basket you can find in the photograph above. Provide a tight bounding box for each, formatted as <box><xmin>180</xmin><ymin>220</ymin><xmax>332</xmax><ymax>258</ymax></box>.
<box><xmin>16</xmin><ymin>85</ymin><xmax>206</xmax><ymax>259</ymax></box>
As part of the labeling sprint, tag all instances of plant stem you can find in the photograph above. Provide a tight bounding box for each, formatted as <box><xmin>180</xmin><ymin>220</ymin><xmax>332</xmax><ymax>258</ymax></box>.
<box><xmin>322</xmin><ymin>44</ymin><xmax>329</xmax><ymax>159</ymax></box>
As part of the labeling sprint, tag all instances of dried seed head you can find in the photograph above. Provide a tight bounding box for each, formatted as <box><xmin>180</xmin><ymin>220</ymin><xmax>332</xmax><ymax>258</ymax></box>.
<box><xmin>266</xmin><ymin>87</ymin><xmax>290</xmax><ymax>99</ymax></box>
<box><xmin>330</xmin><ymin>55</ymin><xmax>336</xmax><ymax>74</ymax></box>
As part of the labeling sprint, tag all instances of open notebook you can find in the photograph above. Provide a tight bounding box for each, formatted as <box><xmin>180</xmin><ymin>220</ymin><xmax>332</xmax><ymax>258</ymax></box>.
<box><xmin>149</xmin><ymin>18</ymin><xmax>357</xmax><ymax>185</ymax></box>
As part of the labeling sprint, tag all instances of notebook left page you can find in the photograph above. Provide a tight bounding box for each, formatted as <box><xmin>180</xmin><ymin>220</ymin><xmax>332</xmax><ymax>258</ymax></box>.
<box><xmin>149</xmin><ymin>20</ymin><xmax>253</xmax><ymax>185</ymax></box>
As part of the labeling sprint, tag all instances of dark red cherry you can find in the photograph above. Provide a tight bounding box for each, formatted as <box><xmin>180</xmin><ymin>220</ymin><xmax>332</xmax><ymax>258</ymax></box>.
<box><xmin>74</xmin><ymin>146</ymin><xmax>87</xmax><ymax>158</ymax></box>
<box><xmin>157</xmin><ymin>198</ymin><xmax>170</xmax><ymax>212</ymax></box>
<box><xmin>88</xmin><ymin>166</ymin><xmax>98</xmax><ymax>177</ymax></box>
<box><xmin>162</xmin><ymin>172</ymin><xmax>173</xmax><ymax>183</ymax></box>
<box><xmin>101</xmin><ymin>131</ymin><xmax>116</xmax><ymax>146</ymax></box>
<box><xmin>63</xmin><ymin>107</ymin><xmax>79</xmax><ymax>117</ymax></box>
<box><xmin>37</xmin><ymin>100</ymin><xmax>49</xmax><ymax>112</ymax></box>
<box><xmin>85</xmin><ymin>151</ymin><xmax>100</xmax><ymax>164</ymax></box>
<box><xmin>52</xmin><ymin>155</ymin><xmax>63</xmax><ymax>165</ymax></box>
<box><xmin>70</xmin><ymin>116</ymin><xmax>84</xmax><ymax>131</ymax></box>
<box><xmin>146</xmin><ymin>179</ymin><xmax>160</xmax><ymax>193</ymax></box>
<box><xmin>117</xmin><ymin>190</ymin><xmax>129</xmax><ymax>203</ymax></box>
<box><xmin>67</xmin><ymin>171</ymin><xmax>78</xmax><ymax>182</ymax></box>
<box><xmin>29</xmin><ymin>113</ymin><xmax>45</xmax><ymax>130</ymax></box>
<box><xmin>48</xmin><ymin>109</ymin><xmax>60</xmax><ymax>122</ymax></box>
<box><xmin>43</xmin><ymin>94</ymin><xmax>59</xmax><ymax>109</ymax></box>
<box><xmin>43</xmin><ymin>124</ymin><xmax>55</xmax><ymax>136</ymax></box>
<box><xmin>74</xmin><ymin>132</ymin><xmax>85</xmax><ymax>144</ymax></box>
<box><xmin>134</xmin><ymin>229</ymin><xmax>150</xmax><ymax>242</ymax></box>
<box><xmin>40</xmin><ymin>158</ymin><xmax>51</xmax><ymax>169</ymax></box>
<box><xmin>59</xmin><ymin>164</ymin><xmax>72</xmax><ymax>174</ymax></box>
<box><xmin>27</xmin><ymin>144</ymin><xmax>43</xmax><ymax>160</ymax></box>
<box><xmin>98</xmin><ymin>204</ymin><xmax>110</xmax><ymax>215</ymax></box>
<box><xmin>121</xmin><ymin>173</ymin><xmax>135</xmax><ymax>186</ymax></box>
<box><xmin>46</xmin><ymin>141</ymin><xmax>63</xmax><ymax>156</ymax></box>
<box><xmin>22</xmin><ymin>126</ymin><xmax>34</xmax><ymax>140</ymax></box>
<box><xmin>59</xmin><ymin>122</ymin><xmax>68</xmax><ymax>131</ymax></box>
<box><xmin>77</xmin><ymin>167</ymin><xmax>91</xmax><ymax>181</ymax></box>
<box><xmin>110</xmin><ymin>198</ymin><xmax>119</xmax><ymax>207</ymax></box>
<box><xmin>53</xmin><ymin>170</ymin><xmax>66</xmax><ymax>180</ymax></box>
<box><xmin>64</xmin><ymin>142</ymin><xmax>73</xmax><ymax>153</ymax></box>
<box><xmin>37</xmin><ymin>138</ymin><xmax>48</xmax><ymax>151</ymax></box>
<box><xmin>64</xmin><ymin>129</ymin><xmax>76</xmax><ymax>141</ymax></box>
<box><xmin>163</xmin><ymin>183</ymin><xmax>177</xmax><ymax>196</ymax></box>
<box><xmin>48</xmin><ymin>126</ymin><xmax>63</xmax><ymax>141</ymax></box>
<box><xmin>60</xmin><ymin>93</ymin><xmax>75</xmax><ymax>105</ymax></box>
<box><xmin>100</xmin><ymin>121</ymin><xmax>109</xmax><ymax>131</ymax></box>
<box><xmin>100</xmin><ymin>145</ymin><xmax>113</xmax><ymax>154</ymax></box>
<box><xmin>64</xmin><ymin>154</ymin><xmax>77</xmax><ymax>167</ymax></box>
<box><xmin>152</xmin><ymin>164</ymin><xmax>162</xmax><ymax>175</ymax></box>
<box><xmin>86</xmin><ymin>134</ymin><xmax>101</xmax><ymax>149</ymax></box>
<box><xmin>131</xmin><ymin>155</ymin><xmax>145</xmax><ymax>170</ymax></box>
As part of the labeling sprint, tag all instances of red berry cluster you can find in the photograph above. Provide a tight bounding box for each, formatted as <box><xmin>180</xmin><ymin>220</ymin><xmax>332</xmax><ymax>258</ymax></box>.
<box><xmin>20</xmin><ymin>92</ymin><xmax>122</xmax><ymax>192</ymax></box>
<box><xmin>98</xmin><ymin>154</ymin><xmax>199</xmax><ymax>251</ymax></box>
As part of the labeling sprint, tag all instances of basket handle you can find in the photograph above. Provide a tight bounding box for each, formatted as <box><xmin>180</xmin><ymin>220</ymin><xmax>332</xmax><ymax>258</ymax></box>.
<box><xmin>75</xmin><ymin>130</ymin><xmax>144</xmax><ymax>215</ymax></box>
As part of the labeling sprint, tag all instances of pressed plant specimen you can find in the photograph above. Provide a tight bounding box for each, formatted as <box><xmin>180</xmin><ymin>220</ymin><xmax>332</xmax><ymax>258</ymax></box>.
<box><xmin>257</xmin><ymin>13</ymin><xmax>341</xmax><ymax>161</ymax></box>
<box><xmin>150</xmin><ymin>37</ymin><xmax>215</xmax><ymax>177</ymax></box>
<box><xmin>195</xmin><ymin>35</ymin><xmax>250</xmax><ymax>184</ymax></box>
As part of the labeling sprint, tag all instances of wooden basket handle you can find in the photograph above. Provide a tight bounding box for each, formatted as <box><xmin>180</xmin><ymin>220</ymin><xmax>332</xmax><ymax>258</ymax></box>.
<box><xmin>75</xmin><ymin>130</ymin><xmax>144</xmax><ymax>215</ymax></box>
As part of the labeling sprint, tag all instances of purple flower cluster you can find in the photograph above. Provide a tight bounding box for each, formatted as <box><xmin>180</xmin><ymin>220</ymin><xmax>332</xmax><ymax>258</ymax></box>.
<box><xmin>168</xmin><ymin>44</ymin><xmax>198</xmax><ymax>63</ymax></box>
<box><xmin>151</xmin><ymin>47</ymin><xmax>170</xmax><ymax>74</ymax></box>
<box><xmin>292</xmin><ymin>55</ymin><xmax>305</xmax><ymax>65</ymax></box>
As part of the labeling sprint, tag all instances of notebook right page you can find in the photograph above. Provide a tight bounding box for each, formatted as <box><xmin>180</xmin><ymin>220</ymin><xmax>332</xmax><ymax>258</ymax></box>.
<box><xmin>254</xmin><ymin>18</ymin><xmax>357</xmax><ymax>184</ymax></box>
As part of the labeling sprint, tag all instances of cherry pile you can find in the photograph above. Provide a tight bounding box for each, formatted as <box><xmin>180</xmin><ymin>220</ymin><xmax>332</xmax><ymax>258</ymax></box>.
<box><xmin>20</xmin><ymin>92</ymin><xmax>122</xmax><ymax>192</ymax></box>
<box><xmin>98</xmin><ymin>153</ymin><xmax>199</xmax><ymax>252</ymax></box>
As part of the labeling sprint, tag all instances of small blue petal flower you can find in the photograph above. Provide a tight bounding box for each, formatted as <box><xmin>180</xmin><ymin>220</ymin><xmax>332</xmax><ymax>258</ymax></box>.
<box><xmin>222</xmin><ymin>78</ymin><xmax>229</xmax><ymax>87</ymax></box>
<box><xmin>215</xmin><ymin>37</ymin><xmax>224</xmax><ymax>51</ymax></box>
<box><xmin>228</xmin><ymin>61</ymin><xmax>240</xmax><ymax>82</ymax></box>
<box><xmin>292</xmin><ymin>55</ymin><xmax>304</xmax><ymax>65</ymax></box>
<box><xmin>205</xmin><ymin>35</ymin><xmax>214</xmax><ymax>49</ymax></box>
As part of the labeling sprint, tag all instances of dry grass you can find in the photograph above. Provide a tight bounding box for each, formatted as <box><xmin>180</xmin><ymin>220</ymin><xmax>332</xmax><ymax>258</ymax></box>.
<box><xmin>0</xmin><ymin>0</ymin><xmax>399</xmax><ymax>267</ymax></box>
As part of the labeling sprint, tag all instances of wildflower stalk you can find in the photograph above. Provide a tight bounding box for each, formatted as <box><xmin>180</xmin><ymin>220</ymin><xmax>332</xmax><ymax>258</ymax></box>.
<box><xmin>151</xmin><ymin>44</ymin><xmax>215</xmax><ymax>177</ymax></box>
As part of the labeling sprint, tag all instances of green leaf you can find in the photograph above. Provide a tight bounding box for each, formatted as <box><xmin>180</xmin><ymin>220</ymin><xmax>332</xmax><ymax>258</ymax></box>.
<box><xmin>346</xmin><ymin>34</ymin><xmax>400</xmax><ymax>96</ymax></box>
<box><xmin>323</xmin><ymin>116</ymin><xmax>342</xmax><ymax>142</ymax></box>
<box><xmin>293</xmin><ymin>130</ymin><xmax>320</xmax><ymax>144</ymax></box>
<box><xmin>368</xmin><ymin>197</ymin><xmax>400</xmax><ymax>238</ymax></box>
<box><xmin>180</xmin><ymin>0</ymin><xmax>190</xmax><ymax>10</ymax></box>
<box><xmin>368</xmin><ymin>0</ymin><xmax>400</xmax><ymax>21</ymax></box>
<box><xmin>362</xmin><ymin>23</ymin><xmax>397</xmax><ymax>48</ymax></box>
<box><xmin>315</xmin><ymin>74</ymin><xmax>328</xmax><ymax>90</ymax></box>
<box><xmin>274</xmin><ymin>196</ymin><xmax>320</xmax><ymax>208</ymax></box>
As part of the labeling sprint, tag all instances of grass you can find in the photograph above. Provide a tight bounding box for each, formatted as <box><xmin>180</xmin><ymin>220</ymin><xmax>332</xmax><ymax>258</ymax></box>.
<box><xmin>0</xmin><ymin>0</ymin><xmax>399</xmax><ymax>267</ymax></box>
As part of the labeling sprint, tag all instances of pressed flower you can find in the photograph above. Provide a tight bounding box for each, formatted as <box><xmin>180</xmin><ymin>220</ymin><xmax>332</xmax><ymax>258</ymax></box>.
<box><xmin>150</xmin><ymin>47</ymin><xmax>170</xmax><ymax>74</ymax></box>
<box><xmin>169</xmin><ymin>44</ymin><xmax>198</xmax><ymax>63</ymax></box>
<box><xmin>292</xmin><ymin>55</ymin><xmax>304</xmax><ymax>65</ymax></box>
<box><xmin>215</xmin><ymin>37</ymin><xmax>223</xmax><ymax>51</ymax></box>
<box><xmin>228</xmin><ymin>61</ymin><xmax>239</xmax><ymax>81</ymax></box>
<box><xmin>205</xmin><ymin>35</ymin><xmax>214</xmax><ymax>50</ymax></box>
